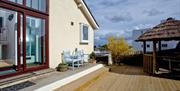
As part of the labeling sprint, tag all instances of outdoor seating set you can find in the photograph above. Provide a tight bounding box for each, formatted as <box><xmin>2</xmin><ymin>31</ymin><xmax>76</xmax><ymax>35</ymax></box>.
<box><xmin>62</xmin><ymin>48</ymin><xmax>88</xmax><ymax>70</ymax></box>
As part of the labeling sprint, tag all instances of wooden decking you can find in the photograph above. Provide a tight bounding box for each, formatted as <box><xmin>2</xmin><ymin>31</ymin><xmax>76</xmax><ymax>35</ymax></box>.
<box><xmin>84</xmin><ymin>65</ymin><xmax>180</xmax><ymax>91</ymax></box>
<box><xmin>56</xmin><ymin>65</ymin><xmax>180</xmax><ymax>91</ymax></box>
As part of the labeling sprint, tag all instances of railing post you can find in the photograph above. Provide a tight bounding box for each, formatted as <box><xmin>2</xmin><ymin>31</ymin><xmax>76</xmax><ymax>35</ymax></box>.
<box><xmin>108</xmin><ymin>53</ymin><xmax>113</xmax><ymax>65</ymax></box>
<box><xmin>158</xmin><ymin>41</ymin><xmax>161</xmax><ymax>52</ymax></box>
<box><xmin>143</xmin><ymin>54</ymin><xmax>145</xmax><ymax>72</ymax></box>
<box><xmin>143</xmin><ymin>54</ymin><xmax>154</xmax><ymax>74</ymax></box>
<box><xmin>153</xmin><ymin>41</ymin><xmax>157</xmax><ymax>74</ymax></box>
<box><xmin>143</xmin><ymin>41</ymin><xmax>146</xmax><ymax>53</ymax></box>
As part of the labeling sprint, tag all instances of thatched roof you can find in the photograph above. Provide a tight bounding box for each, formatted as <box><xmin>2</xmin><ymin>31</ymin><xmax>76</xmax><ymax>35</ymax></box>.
<box><xmin>137</xmin><ymin>18</ymin><xmax>180</xmax><ymax>41</ymax></box>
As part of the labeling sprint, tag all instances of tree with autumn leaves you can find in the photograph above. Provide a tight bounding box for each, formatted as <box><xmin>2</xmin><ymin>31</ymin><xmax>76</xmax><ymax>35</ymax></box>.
<box><xmin>107</xmin><ymin>36</ymin><xmax>133</xmax><ymax>64</ymax></box>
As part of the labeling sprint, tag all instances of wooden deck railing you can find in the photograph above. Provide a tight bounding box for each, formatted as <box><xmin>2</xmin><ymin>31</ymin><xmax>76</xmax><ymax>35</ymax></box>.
<box><xmin>143</xmin><ymin>54</ymin><xmax>153</xmax><ymax>74</ymax></box>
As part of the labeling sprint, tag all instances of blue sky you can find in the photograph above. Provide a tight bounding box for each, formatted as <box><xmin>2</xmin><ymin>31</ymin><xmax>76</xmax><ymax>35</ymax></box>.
<box><xmin>85</xmin><ymin>0</ymin><xmax>180</xmax><ymax>46</ymax></box>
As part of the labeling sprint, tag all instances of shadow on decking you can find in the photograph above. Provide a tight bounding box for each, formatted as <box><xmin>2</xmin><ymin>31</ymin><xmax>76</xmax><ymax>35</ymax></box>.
<box><xmin>154</xmin><ymin>70</ymin><xmax>180</xmax><ymax>80</ymax></box>
<box><xmin>109</xmin><ymin>64</ymin><xmax>147</xmax><ymax>76</ymax></box>
<box><xmin>109</xmin><ymin>64</ymin><xmax>180</xmax><ymax>80</ymax></box>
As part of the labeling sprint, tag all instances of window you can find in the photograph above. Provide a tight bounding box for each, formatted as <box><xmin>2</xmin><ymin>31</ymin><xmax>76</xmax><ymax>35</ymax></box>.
<box><xmin>8</xmin><ymin>0</ymin><xmax>23</xmax><ymax>4</ymax></box>
<box><xmin>80</xmin><ymin>23</ymin><xmax>89</xmax><ymax>43</ymax></box>
<box><xmin>26</xmin><ymin>16</ymin><xmax>46</xmax><ymax>67</ymax></box>
<box><xmin>7</xmin><ymin>0</ymin><xmax>46</xmax><ymax>12</ymax></box>
<box><xmin>39</xmin><ymin>0</ymin><xmax>46</xmax><ymax>12</ymax></box>
<box><xmin>147</xmin><ymin>44</ymin><xmax>150</xmax><ymax>48</ymax></box>
<box><xmin>162</xmin><ymin>44</ymin><xmax>168</xmax><ymax>47</ymax></box>
<box><xmin>32</xmin><ymin>0</ymin><xmax>39</xmax><ymax>10</ymax></box>
<box><xmin>0</xmin><ymin>0</ymin><xmax>49</xmax><ymax>76</ymax></box>
<box><xmin>26</xmin><ymin>0</ymin><xmax>31</xmax><ymax>7</ymax></box>
<box><xmin>0</xmin><ymin>8</ymin><xmax>18</xmax><ymax>74</ymax></box>
<box><xmin>26</xmin><ymin>0</ymin><xmax>46</xmax><ymax>12</ymax></box>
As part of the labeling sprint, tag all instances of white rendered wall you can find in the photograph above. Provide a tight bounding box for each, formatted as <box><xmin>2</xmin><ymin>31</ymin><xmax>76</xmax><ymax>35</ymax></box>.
<box><xmin>49</xmin><ymin>0</ymin><xmax>95</xmax><ymax>68</ymax></box>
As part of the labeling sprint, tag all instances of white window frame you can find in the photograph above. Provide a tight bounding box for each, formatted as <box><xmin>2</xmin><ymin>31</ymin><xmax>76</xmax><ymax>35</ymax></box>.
<box><xmin>80</xmin><ymin>23</ymin><xmax>89</xmax><ymax>43</ymax></box>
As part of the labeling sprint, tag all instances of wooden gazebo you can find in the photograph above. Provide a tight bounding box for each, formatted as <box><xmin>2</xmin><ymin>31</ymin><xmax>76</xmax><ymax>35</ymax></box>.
<box><xmin>136</xmin><ymin>18</ymin><xmax>180</xmax><ymax>74</ymax></box>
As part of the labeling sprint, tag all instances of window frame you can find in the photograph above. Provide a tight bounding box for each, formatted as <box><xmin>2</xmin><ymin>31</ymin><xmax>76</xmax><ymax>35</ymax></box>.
<box><xmin>0</xmin><ymin>0</ymin><xmax>49</xmax><ymax>79</ymax></box>
<box><xmin>1</xmin><ymin>0</ymin><xmax>49</xmax><ymax>14</ymax></box>
<box><xmin>25</xmin><ymin>15</ymin><xmax>46</xmax><ymax>68</ymax></box>
<box><xmin>23</xmin><ymin>11</ymin><xmax>49</xmax><ymax>71</ymax></box>
<box><xmin>80</xmin><ymin>23</ymin><xmax>89</xmax><ymax>44</ymax></box>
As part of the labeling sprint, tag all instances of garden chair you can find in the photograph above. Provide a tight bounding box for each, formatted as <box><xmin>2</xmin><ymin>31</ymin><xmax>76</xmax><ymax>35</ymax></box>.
<box><xmin>74</xmin><ymin>49</ymin><xmax>84</xmax><ymax>67</ymax></box>
<box><xmin>62</xmin><ymin>50</ymin><xmax>79</xmax><ymax>70</ymax></box>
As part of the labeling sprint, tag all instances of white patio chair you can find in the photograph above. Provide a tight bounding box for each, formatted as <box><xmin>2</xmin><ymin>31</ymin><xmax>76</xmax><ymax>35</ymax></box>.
<box><xmin>62</xmin><ymin>50</ymin><xmax>79</xmax><ymax>70</ymax></box>
<box><xmin>74</xmin><ymin>49</ymin><xmax>84</xmax><ymax>67</ymax></box>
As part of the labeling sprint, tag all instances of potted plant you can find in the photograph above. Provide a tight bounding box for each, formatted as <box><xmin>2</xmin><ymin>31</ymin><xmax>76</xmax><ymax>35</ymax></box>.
<box><xmin>57</xmin><ymin>63</ymin><xmax>68</xmax><ymax>72</ymax></box>
<box><xmin>89</xmin><ymin>52</ymin><xmax>97</xmax><ymax>64</ymax></box>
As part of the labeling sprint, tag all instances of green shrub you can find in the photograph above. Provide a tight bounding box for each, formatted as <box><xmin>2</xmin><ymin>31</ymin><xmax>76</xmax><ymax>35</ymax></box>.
<box><xmin>89</xmin><ymin>52</ymin><xmax>96</xmax><ymax>59</ymax></box>
<box><xmin>57</xmin><ymin>63</ymin><xmax>68</xmax><ymax>72</ymax></box>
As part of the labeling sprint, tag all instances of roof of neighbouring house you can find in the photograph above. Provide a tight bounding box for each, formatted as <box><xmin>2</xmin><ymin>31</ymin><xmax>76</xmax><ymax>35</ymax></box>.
<box><xmin>75</xmin><ymin>0</ymin><xmax>99</xmax><ymax>30</ymax></box>
<box><xmin>137</xmin><ymin>18</ymin><xmax>180</xmax><ymax>41</ymax></box>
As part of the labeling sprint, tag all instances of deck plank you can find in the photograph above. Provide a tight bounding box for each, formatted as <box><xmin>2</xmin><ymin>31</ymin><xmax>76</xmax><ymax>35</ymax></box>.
<box><xmin>55</xmin><ymin>65</ymin><xmax>180</xmax><ymax>91</ymax></box>
<box><xmin>83</xmin><ymin>65</ymin><xmax>180</xmax><ymax>91</ymax></box>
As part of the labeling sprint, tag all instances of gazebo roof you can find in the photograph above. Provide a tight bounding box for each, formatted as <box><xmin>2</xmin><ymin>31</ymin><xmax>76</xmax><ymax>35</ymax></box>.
<box><xmin>137</xmin><ymin>18</ymin><xmax>180</xmax><ymax>41</ymax></box>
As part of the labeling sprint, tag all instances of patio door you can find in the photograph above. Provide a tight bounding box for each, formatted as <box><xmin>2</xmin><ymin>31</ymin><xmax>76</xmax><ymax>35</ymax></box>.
<box><xmin>25</xmin><ymin>15</ymin><xmax>46</xmax><ymax>68</ymax></box>
<box><xmin>0</xmin><ymin>0</ymin><xmax>49</xmax><ymax>78</ymax></box>
<box><xmin>0</xmin><ymin>8</ymin><xmax>22</xmax><ymax>75</ymax></box>
<box><xmin>0</xmin><ymin>8</ymin><xmax>47</xmax><ymax>76</ymax></box>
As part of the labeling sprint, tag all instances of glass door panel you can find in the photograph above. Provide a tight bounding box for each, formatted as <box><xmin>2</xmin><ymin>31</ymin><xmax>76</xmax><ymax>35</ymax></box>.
<box><xmin>0</xmin><ymin>8</ymin><xmax>19</xmax><ymax>75</ymax></box>
<box><xmin>26</xmin><ymin>0</ymin><xmax>47</xmax><ymax>12</ymax></box>
<box><xmin>26</xmin><ymin>16</ymin><xmax>46</xmax><ymax>68</ymax></box>
<box><xmin>8</xmin><ymin>0</ymin><xmax>23</xmax><ymax>4</ymax></box>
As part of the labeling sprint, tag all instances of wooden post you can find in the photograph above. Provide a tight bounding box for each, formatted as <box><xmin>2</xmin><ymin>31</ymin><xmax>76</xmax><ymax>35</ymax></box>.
<box><xmin>108</xmin><ymin>53</ymin><xmax>113</xmax><ymax>65</ymax></box>
<box><xmin>157</xmin><ymin>41</ymin><xmax>161</xmax><ymax>72</ymax></box>
<box><xmin>158</xmin><ymin>41</ymin><xmax>161</xmax><ymax>51</ymax></box>
<box><xmin>143</xmin><ymin>41</ymin><xmax>146</xmax><ymax>53</ymax></box>
<box><xmin>143</xmin><ymin>41</ymin><xmax>146</xmax><ymax>73</ymax></box>
<box><xmin>153</xmin><ymin>41</ymin><xmax>157</xmax><ymax>74</ymax></box>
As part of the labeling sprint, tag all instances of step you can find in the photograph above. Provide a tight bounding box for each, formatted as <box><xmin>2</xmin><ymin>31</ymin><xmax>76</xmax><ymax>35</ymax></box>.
<box><xmin>54</xmin><ymin>67</ymin><xmax>109</xmax><ymax>91</ymax></box>
<box><xmin>0</xmin><ymin>64</ymin><xmax>105</xmax><ymax>91</ymax></box>
<box><xmin>0</xmin><ymin>68</ymin><xmax>55</xmax><ymax>88</ymax></box>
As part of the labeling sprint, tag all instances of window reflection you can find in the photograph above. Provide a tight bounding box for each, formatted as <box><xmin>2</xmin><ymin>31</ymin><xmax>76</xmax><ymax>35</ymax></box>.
<box><xmin>83</xmin><ymin>26</ymin><xmax>89</xmax><ymax>40</ymax></box>
<box><xmin>0</xmin><ymin>8</ymin><xmax>18</xmax><ymax>74</ymax></box>
<box><xmin>8</xmin><ymin>0</ymin><xmax>23</xmax><ymax>4</ymax></box>
<box><xmin>8</xmin><ymin>0</ymin><xmax>47</xmax><ymax>12</ymax></box>
<box><xmin>26</xmin><ymin>16</ymin><xmax>46</xmax><ymax>67</ymax></box>
<box><xmin>26</xmin><ymin>0</ymin><xmax>46</xmax><ymax>12</ymax></box>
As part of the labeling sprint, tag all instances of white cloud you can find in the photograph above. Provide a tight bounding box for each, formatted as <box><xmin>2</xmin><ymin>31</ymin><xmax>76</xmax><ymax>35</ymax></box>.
<box><xmin>133</xmin><ymin>24</ymin><xmax>153</xmax><ymax>30</ymax></box>
<box><xmin>86</xmin><ymin>0</ymin><xmax>180</xmax><ymax>45</ymax></box>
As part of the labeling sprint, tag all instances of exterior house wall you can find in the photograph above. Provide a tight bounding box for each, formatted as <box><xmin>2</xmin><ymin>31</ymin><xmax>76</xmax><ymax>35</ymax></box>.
<box><xmin>49</xmin><ymin>0</ymin><xmax>95</xmax><ymax>68</ymax></box>
<box><xmin>132</xmin><ymin>28</ymin><xmax>178</xmax><ymax>52</ymax></box>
